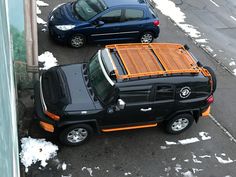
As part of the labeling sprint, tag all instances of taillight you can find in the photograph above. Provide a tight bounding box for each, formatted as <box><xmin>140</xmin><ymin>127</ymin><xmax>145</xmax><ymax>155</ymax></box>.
<box><xmin>45</xmin><ymin>111</ymin><xmax>60</xmax><ymax>121</ymax></box>
<box><xmin>153</xmin><ymin>20</ymin><xmax>160</xmax><ymax>26</ymax></box>
<box><xmin>207</xmin><ymin>95</ymin><xmax>214</xmax><ymax>104</ymax></box>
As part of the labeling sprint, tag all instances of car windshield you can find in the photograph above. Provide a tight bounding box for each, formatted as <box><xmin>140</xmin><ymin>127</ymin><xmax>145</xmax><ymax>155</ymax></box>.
<box><xmin>88</xmin><ymin>52</ymin><xmax>116</xmax><ymax>105</ymax></box>
<box><xmin>74</xmin><ymin>0</ymin><xmax>107</xmax><ymax>21</ymax></box>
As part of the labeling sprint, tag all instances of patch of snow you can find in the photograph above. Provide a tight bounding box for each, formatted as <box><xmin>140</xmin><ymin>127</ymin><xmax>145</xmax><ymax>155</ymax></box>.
<box><xmin>174</xmin><ymin>164</ymin><xmax>182</xmax><ymax>172</ymax></box>
<box><xmin>209</xmin><ymin>0</ymin><xmax>220</xmax><ymax>7</ymax></box>
<box><xmin>199</xmin><ymin>155</ymin><xmax>211</xmax><ymax>158</ymax></box>
<box><xmin>229</xmin><ymin>61</ymin><xmax>235</xmax><ymax>66</ymax></box>
<box><xmin>106</xmin><ymin>170</ymin><xmax>109</xmax><ymax>173</ymax></box>
<box><xmin>153</xmin><ymin>0</ymin><xmax>201</xmax><ymax>38</ymax></box>
<box><xmin>233</xmin><ymin>69</ymin><xmax>236</xmax><ymax>76</ymax></box>
<box><xmin>37</xmin><ymin>6</ymin><xmax>41</xmax><ymax>14</ymax></box>
<box><xmin>215</xmin><ymin>154</ymin><xmax>234</xmax><ymax>164</ymax></box>
<box><xmin>94</xmin><ymin>167</ymin><xmax>100</xmax><ymax>170</ymax></box>
<box><xmin>205</xmin><ymin>46</ymin><xmax>214</xmax><ymax>53</ymax></box>
<box><xmin>221</xmin><ymin>153</ymin><xmax>226</xmax><ymax>156</ymax></box>
<box><xmin>165</xmin><ymin>141</ymin><xmax>178</xmax><ymax>145</ymax></box>
<box><xmin>20</xmin><ymin>137</ymin><xmax>58</xmax><ymax>172</ymax></box>
<box><xmin>218</xmin><ymin>49</ymin><xmax>224</xmax><ymax>52</ymax></box>
<box><xmin>172</xmin><ymin>157</ymin><xmax>176</xmax><ymax>161</ymax></box>
<box><xmin>192</xmin><ymin>152</ymin><xmax>202</xmax><ymax>163</ymax></box>
<box><xmin>195</xmin><ymin>38</ymin><xmax>208</xmax><ymax>43</ymax></box>
<box><xmin>225</xmin><ymin>175</ymin><xmax>232</xmax><ymax>177</ymax></box>
<box><xmin>199</xmin><ymin>132</ymin><xmax>211</xmax><ymax>140</ymax></box>
<box><xmin>178</xmin><ymin>137</ymin><xmax>200</xmax><ymax>145</ymax></box>
<box><xmin>36</xmin><ymin>0</ymin><xmax>49</xmax><ymax>6</ymax></box>
<box><xmin>62</xmin><ymin>162</ymin><xmax>67</xmax><ymax>171</ymax></box>
<box><xmin>61</xmin><ymin>175</ymin><xmax>72</xmax><ymax>177</ymax></box>
<box><xmin>124</xmin><ymin>172</ymin><xmax>132</xmax><ymax>176</ymax></box>
<box><xmin>164</xmin><ymin>166</ymin><xmax>171</xmax><ymax>172</ymax></box>
<box><xmin>213</xmin><ymin>54</ymin><xmax>217</xmax><ymax>57</ymax></box>
<box><xmin>41</xmin><ymin>28</ymin><xmax>47</xmax><ymax>32</ymax></box>
<box><xmin>160</xmin><ymin>145</ymin><xmax>169</xmax><ymax>149</ymax></box>
<box><xmin>37</xmin><ymin>16</ymin><xmax>47</xmax><ymax>24</ymax></box>
<box><xmin>82</xmin><ymin>167</ymin><xmax>93</xmax><ymax>176</ymax></box>
<box><xmin>184</xmin><ymin>159</ymin><xmax>189</xmax><ymax>162</ymax></box>
<box><xmin>38</xmin><ymin>51</ymin><xmax>58</xmax><ymax>70</ymax></box>
<box><xmin>192</xmin><ymin>168</ymin><xmax>203</xmax><ymax>174</ymax></box>
<box><xmin>181</xmin><ymin>171</ymin><xmax>196</xmax><ymax>177</ymax></box>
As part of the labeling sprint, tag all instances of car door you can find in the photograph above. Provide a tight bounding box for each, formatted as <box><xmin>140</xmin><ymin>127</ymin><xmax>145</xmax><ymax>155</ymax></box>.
<box><xmin>150</xmin><ymin>84</ymin><xmax>175</xmax><ymax>121</ymax></box>
<box><xmin>88</xmin><ymin>9</ymin><xmax>123</xmax><ymax>42</ymax></box>
<box><xmin>117</xmin><ymin>8</ymin><xmax>146</xmax><ymax>40</ymax></box>
<box><xmin>100</xmin><ymin>85</ymin><xmax>156</xmax><ymax>127</ymax></box>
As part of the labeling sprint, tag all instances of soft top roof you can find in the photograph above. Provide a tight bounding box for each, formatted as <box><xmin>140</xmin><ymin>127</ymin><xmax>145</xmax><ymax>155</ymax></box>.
<box><xmin>105</xmin><ymin>43</ymin><xmax>210</xmax><ymax>79</ymax></box>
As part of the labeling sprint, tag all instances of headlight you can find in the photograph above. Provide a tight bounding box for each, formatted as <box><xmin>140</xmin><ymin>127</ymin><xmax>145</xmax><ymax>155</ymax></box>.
<box><xmin>55</xmin><ymin>25</ymin><xmax>75</xmax><ymax>31</ymax></box>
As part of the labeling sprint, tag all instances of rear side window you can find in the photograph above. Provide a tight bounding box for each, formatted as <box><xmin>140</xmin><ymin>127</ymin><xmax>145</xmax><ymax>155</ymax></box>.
<box><xmin>100</xmin><ymin>9</ymin><xmax>122</xmax><ymax>23</ymax></box>
<box><xmin>124</xmin><ymin>9</ymin><xmax>144</xmax><ymax>21</ymax></box>
<box><xmin>155</xmin><ymin>85</ymin><xmax>174</xmax><ymax>101</ymax></box>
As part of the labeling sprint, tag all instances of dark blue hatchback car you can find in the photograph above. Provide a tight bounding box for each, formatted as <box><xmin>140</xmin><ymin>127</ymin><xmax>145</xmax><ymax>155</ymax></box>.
<box><xmin>48</xmin><ymin>0</ymin><xmax>160</xmax><ymax>48</ymax></box>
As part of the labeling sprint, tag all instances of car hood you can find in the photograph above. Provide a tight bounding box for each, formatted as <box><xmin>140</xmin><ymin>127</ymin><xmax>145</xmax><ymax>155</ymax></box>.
<box><xmin>60</xmin><ymin>64</ymin><xmax>101</xmax><ymax>112</ymax></box>
<box><xmin>49</xmin><ymin>2</ymin><xmax>80</xmax><ymax>25</ymax></box>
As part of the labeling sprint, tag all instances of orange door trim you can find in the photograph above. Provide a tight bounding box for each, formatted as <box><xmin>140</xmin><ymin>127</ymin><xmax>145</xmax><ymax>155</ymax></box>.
<box><xmin>101</xmin><ymin>123</ymin><xmax>158</xmax><ymax>132</ymax></box>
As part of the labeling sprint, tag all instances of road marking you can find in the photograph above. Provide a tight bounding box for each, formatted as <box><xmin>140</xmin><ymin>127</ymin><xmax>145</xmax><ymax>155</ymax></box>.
<box><xmin>230</xmin><ymin>16</ymin><xmax>236</xmax><ymax>22</ymax></box>
<box><xmin>209</xmin><ymin>114</ymin><xmax>236</xmax><ymax>143</ymax></box>
<box><xmin>209</xmin><ymin>0</ymin><xmax>220</xmax><ymax>7</ymax></box>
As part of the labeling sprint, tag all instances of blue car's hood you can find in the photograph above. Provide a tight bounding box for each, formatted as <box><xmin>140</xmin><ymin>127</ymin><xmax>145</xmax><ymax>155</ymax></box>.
<box><xmin>49</xmin><ymin>2</ymin><xmax>82</xmax><ymax>25</ymax></box>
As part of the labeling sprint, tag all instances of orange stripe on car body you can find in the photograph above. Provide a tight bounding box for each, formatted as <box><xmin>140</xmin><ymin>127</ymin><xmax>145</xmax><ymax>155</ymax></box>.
<box><xmin>40</xmin><ymin>121</ymin><xmax>54</xmax><ymax>132</ymax></box>
<box><xmin>101</xmin><ymin>123</ymin><xmax>158</xmax><ymax>132</ymax></box>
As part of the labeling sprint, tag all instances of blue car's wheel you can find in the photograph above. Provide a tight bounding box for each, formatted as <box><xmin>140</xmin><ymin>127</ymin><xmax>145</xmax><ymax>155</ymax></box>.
<box><xmin>69</xmin><ymin>34</ymin><xmax>86</xmax><ymax>48</ymax></box>
<box><xmin>140</xmin><ymin>32</ymin><xmax>154</xmax><ymax>43</ymax></box>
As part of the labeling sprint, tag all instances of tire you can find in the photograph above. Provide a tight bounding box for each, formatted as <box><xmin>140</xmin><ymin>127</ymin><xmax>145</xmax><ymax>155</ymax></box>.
<box><xmin>59</xmin><ymin>124</ymin><xmax>93</xmax><ymax>146</ymax></box>
<box><xmin>165</xmin><ymin>114</ymin><xmax>194</xmax><ymax>134</ymax></box>
<box><xmin>140</xmin><ymin>32</ymin><xmax>154</xmax><ymax>43</ymax></box>
<box><xmin>203</xmin><ymin>66</ymin><xmax>217</xmax><ymax>93</ymax></box>
<box><xmin>69</xmin><ymin>34</ymin><xmax>86</xmax><ymax>48</ymax></box>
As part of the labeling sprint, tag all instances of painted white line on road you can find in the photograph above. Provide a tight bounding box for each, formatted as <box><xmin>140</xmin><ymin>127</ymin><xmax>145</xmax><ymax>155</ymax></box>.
<box><xmin>209</xmin><ymin>114</ymin><xmax>236</xmax><ymax>143</ymax></box>
<box><xmin>209</xmin><ymin>0</ymin><xmax>220</xmax><ymax>7</ymax></box>
<box><xmin>230</xmin><ymin>16</ymin><xmax>236</xmax><ymax>22</ymax></box>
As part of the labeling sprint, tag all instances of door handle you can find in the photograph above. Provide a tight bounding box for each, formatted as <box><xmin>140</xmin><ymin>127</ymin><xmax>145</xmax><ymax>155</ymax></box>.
<box><xmin>140</xmin><ymin>108</ymin><xmax>152</xmax><ymax>112</ymax></box>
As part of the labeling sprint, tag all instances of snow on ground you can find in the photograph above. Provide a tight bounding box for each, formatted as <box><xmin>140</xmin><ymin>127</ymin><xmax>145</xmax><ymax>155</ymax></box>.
<box><xmin>20</xmin><ymin>137</ymin><xmax>59</xmax><ymax>172</ymax></box>
<box><xmin>178</xmin><ymin>137</ymin><xmax>200</xmax><ymax>145</ymax></box>
<box><xmin>36</xmin><ymin>0</ymin><xmax>49</xmax><ymax>6</ymax></box>
<box><xmin>38</xmin><ymin>51</ymin><xmax>58</xmax><ymax>70</ymax></box>
<box><xmin>199</xmin><ymin>132</ymin><xmax>212</xmax><ymax>140</ymax></box>
<box><xmin>37</xmin><ymin>16</ymin><xmax>47</xmax><ymax>25</ymax></box>
<box><xmin>215</xmin><ymin>154</ymin><xmax>235</xmax><ymax>164</ymax></box>
<box><xmin>153</xmin><ymin>0</ymin><xmax>201</xmax><ymax>38</ymax></box>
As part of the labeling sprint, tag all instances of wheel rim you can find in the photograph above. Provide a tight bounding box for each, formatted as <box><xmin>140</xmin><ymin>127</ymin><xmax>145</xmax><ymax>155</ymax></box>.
<box><xmin>141</xmin><ymin>33</ymin><xmax>153</xmax><ymax>43</ymax></box>
<box><xmin>171</xmin><ymin>118</ymin><xmax>189</xmax><ymax>131</ymax></box>
<box><xmin>71</xmin><ymin>35</ymin><xmax>84</xmax><ymax>47</ymax></box>
<box><xmin>67</xmin><ymin>128</ymin><xmax>88</xmax><ymax>143</ymax></box>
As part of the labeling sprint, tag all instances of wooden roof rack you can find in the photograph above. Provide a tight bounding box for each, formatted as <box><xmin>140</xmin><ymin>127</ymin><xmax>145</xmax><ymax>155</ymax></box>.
<box><xmin>106</xmin><ymin>43</ymin><xmax>209</xmax><ymax>79</ymax></box>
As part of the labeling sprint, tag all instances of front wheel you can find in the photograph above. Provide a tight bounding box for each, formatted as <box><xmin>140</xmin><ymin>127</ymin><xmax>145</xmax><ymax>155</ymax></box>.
<box><xmin>165</xmin><ymin>114</ymin><xmax>194</xmax><ymax>134</ymax></box>
<box><xmin>140</xmin><ymin>32</ymin><xmax>154</xmax><ymax>43</ymax></box>
<box><xmin>69</xmin><ymin>34</ymin><xmax>86</xmax><ymax>48</ymax></box>
<box><xmin>59</xmin><ymin>124</ymin><xmax>93</xmax><ymax>146</ymax></box>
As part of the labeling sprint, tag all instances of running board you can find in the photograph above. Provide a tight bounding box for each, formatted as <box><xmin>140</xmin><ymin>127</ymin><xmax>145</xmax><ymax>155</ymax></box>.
<box><xmin>101</xmin><ymin>123</ymin><xmax>158</xmax><ymax>132</ymax></box>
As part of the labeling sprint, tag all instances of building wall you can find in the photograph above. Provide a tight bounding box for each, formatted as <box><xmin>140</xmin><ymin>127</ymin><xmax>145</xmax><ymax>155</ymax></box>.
<box><xmin>0</xmin><ymin>0</ymin><xmax>20</xmax><ymax>176</ymax></box>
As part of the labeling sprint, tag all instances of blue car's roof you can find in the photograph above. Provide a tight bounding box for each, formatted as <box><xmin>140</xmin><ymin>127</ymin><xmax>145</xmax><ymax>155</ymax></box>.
<box><xmin>103</xmin><ymin>0</ymin><xmax>147</xmax><ymax>7</ymax></box>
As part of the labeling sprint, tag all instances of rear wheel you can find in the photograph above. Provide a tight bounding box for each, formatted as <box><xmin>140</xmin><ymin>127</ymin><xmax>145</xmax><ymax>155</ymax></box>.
<box><xmin>165</xmin><ymin>114</ymin><xmax>194</xmax><ymax>134</ymax></box>
<box><xmin>69</xmin><ymin>34</ymin><xmax>86</xmax><ymax>48</ymax></box>
<box><xmin>59</xmin><ymin>124</ymin><xmax>93</xmax><ymax>146</ymax></box>
<box><xmin>140</xmin><ymin>32</ymin><xmax>154</xmax><ymax>43</ymax></box>
<box><xmin>203</xmin><ymin>66</ymin><xmax>217</xmax><ymax>93</ymax></box>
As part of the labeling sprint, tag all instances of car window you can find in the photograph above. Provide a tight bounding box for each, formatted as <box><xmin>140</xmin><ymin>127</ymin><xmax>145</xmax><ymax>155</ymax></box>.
<box><xmin>155</xmin><ymin>85</ymin><xmax>174</xmax><ymax>101</ymax></box>
<box><xmin>125</xmin><ymin>9</ymin><xmax>144</xmax><ymax>21</ymax></box>
<box><xmin>120</xmin><ymin>86</ymin><xmax>151</xmax><ymax>103</ymax></box>
<box><xmin>100</xmin><ymin>9</ymin><xmax>122</xmax><ymax>23</ymax></box>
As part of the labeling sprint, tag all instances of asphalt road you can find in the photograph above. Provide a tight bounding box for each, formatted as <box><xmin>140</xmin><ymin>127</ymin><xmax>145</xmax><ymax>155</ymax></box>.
<box><xmin>31</xmin><ymin>0</ymin><xmax>236</xmax><ymax>177</ymax></box>
<box><xmin>169</xmin><ymin>0</ymin><xmax>236</xmax><ymax>75</ymax></box>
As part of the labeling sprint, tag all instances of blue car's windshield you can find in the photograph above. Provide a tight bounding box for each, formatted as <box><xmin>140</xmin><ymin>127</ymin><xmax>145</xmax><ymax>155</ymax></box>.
<box><xmin>74</xmin><ymin>0</ymin><xmax>107</xmax><ymax>21</ymax></box>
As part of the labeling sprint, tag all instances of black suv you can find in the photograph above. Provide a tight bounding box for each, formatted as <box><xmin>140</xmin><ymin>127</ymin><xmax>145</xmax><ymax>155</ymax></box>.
<box><xmin>34</xmin><ymin>43</ymin><xmax>216</xmax><ymax>146</ymax></box>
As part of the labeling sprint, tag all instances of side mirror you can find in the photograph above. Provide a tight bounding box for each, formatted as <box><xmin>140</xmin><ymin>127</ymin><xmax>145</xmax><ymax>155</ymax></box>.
<box><xmin>96</xmin><ymin>20</ymin><xmax>104</xmax><ymax>27</ymax></box>
<box><xmin>117</xmin><ymin>99</ymin><xmax>126</xmax><ymax>110</ymax></box>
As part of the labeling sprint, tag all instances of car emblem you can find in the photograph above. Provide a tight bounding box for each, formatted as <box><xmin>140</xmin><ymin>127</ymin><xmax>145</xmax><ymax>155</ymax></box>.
<box><xmin>180</xmin><ymin>86</ymin><xmax>191</xmax><ymax>98</ymax></box>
